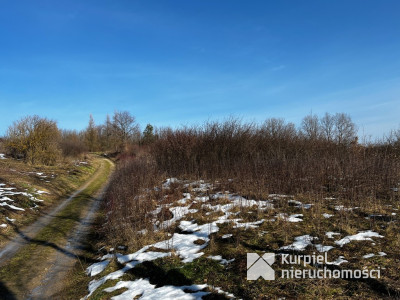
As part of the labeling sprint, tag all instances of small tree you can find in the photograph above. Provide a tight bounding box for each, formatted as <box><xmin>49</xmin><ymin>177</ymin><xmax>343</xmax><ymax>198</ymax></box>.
<box><xmin>334</xmin><ymin>113</ymin><xmax>357</xmax><ymax>145</ymax></box>
<box><xmin>5</xmin><ymin>115</ymin><xmax>61</xmax><ymax>165</ymax></box>
<box><xmin>112</xmin><ymin>111</ymin><xmax>140</xmax><ymax>151</ymax></box>
<box><xmin>301</xmin><ymin>113</ymin><xmax>321</xmax><ymax>140</ymax></box>
<box><xmin>85</xmin><ymin>114</ymin><xmax>98</xmax><ymax>152</ymax></box>
<box><xmin>141</xmin><ymin>124</ymin><xmax>156</xmax><ymax>145</ymax></box>
<box><xmin>320</xmin><ymin>112</ymin><xmax>336</xmax><ymax>142</ymax></box>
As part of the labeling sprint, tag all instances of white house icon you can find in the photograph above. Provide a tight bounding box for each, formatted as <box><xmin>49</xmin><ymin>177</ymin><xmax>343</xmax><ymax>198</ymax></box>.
<box><xmin>247</xmin><ymin>253</ymin><xmax>275</xmax><ymax>280</ymax></box>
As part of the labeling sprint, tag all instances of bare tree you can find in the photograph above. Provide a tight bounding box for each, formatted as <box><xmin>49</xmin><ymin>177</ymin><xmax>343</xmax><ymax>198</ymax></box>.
<box><xmin>5</xmin><ymin>115</ymin><xmax>61</xmax><ymax>165</ymax></box>
<box><xmin>112</xmin><ymin>111</ymin><xmax>140</xmax><ymax>151</ymax></box>
<box><xmin>85</xmin><ymin>114</ymin><xmax>98</xmax><ymax>152</ymax></box>
<box><xmin>334</xmin><ymin>113</ymin><xmax>357</xmax><ymax>145</ymax></box>
<box><xmin>301</xmin><ymin>113</ymin><xmax>321</xmax><ymax>140</ymax></box>
<box><xmin>60</xmin><ymin>129</ymin><xmax>86</xmax><ymax>157</ymax></box>
<box><xmin>320</xmin><ymin>112</ymin><xmax>336</xmax><ymax>142</ymax></box>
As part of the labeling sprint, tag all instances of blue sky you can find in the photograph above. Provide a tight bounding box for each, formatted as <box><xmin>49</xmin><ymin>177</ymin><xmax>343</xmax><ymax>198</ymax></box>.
<box><xmin>1</xmin><ymin>0</ymin><xmax>399</xmax><ymax>138</ymax></box>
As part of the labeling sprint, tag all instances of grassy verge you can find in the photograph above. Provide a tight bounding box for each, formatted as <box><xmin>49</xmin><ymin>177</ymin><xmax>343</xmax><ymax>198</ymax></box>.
<box><xmin>0</xmin><ymin>155</ymin><xmax>101</xmax><ymax>247</ymax></box>
<box><xmin>0</xmin><ymin>156</ymin><xmax>113</xmax><ymax>298</ymax></box>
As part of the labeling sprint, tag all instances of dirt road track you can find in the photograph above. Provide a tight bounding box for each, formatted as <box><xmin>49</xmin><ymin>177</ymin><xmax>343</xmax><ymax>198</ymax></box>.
<box><xmin>0</xmin><ymin>157</ymin><xmax>114</xmax><ymax>299</ymax></box>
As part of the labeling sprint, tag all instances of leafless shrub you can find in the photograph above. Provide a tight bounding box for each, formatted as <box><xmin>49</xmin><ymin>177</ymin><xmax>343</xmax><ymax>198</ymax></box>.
<box><xmin>104</xmin><ymin>114</ymin><xmax>400</xmax><ymax>244</ymax></box>
<box><xmin>59</xmin><ymin>129</ymin><xmax>87</xmax><ymax>158</ymax></box>
<box><xmin>150</xmin><ymin>116</ymin><xmax>399</xmax><ymax>202</ymax></box>
<box><xmin>5</xmin><ymin>115</ymin><xmax>61</xmax><ymax>165</ymax></box>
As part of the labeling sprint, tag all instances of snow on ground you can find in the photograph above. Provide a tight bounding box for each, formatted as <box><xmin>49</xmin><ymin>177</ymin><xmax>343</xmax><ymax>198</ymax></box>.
<box><xmin>6</xmin><ymin>217</ymin><xmax>15</xmax><ymax>222</ymax></box>
<box><xmin>363</xmin><ymin>252</ymin><xmax>387</xmax><ymax>259</ymax></box>
<box><xmin>85</xmin><ymin>180</ymin><xmax>270</xmax><ymax>298</ymax></box>
<box><xmin>233</xmin><ymin>219</ymin><xmax>265</xmax><ymax>229</ymax></box>
<box><xmin>314</xmin><ymin>244</ymin><xmax>334</xmax><ymax>252</ymax></box>
<box><xmin>334</xmin><ymin>205</ymin><xmax>358</xmax><ymax>211</ymax></box>
<box><xmin>154</xmin><ymin>220</ymin><xmax>219</xmax><ymax>263</ymax></box>
<box><xmin>322</xmin><ymin>213</ymin><xmax>334</xmax><ymax>218</ymax></box>
<box><xmin>326</xmin><ymin>256</ymin><xmax>348</xmax><ymax>266</ymax></box>
<box><xmin>280</xmin><ymin>235</ymin><xmax>317</xmax><ymax>251</ymax></box>
<box><xmin>326</xmin><ymin>232</ymin><xmax>340</xmax><ymax>239</ymax></box>
<box><xmin>184</xmin><ymin>180</ymin><xmax>213</xmax><ymax>192</ymax></box>
<box><xmin>288</xmin><ymin>200</ymin><xmax>312</xmax><ymax>209</ymax></box>
<box><xmin>163</xmin><ymin>178</ymin><xmax>179</xmax><ymax>188</ymax></box>
<box><xmin>222</xmin><ymin>234</ymin><xmax>233</xmax><ymax>239</ymax></box>
<box><xmin>84</xmin><ymin>178</ymin><xmax>390</xmax><ymax>299</ymax></box>
<box><xmin>158</xmin><ymin>206</ymin><xmax>198</xmax><ymax>229</ymax></box>
<box><xmin>207</xmin><ymin>193</ymin><xmax>274</xmax><ymax>211</ymax></box>
<box><xmin>0</xmin><ymin>182</ymin><xmax>51</xmax><ymax>223</ymax></box>
<box><xmin>0</xmin><ymin>182</ymin><xmax>48</xmax><ymax>213</ymax></box>
<box><xmin>207</xmin><ymin>255</ymin><xmax>235</xmax><ymax>265</ymax></box>
<box><xmin>277</xmin><ymin>213</ymin><xmax>303</xmax><ymax>222</ymax></box>
<box><xmin>0</xmin><ymin>154</ymin><xmax>6</xmax><ymax>159</ymax></box>
<box><xmin>86</xmin><ymin>260</ymin><xmax>110</xmax><ymax>276</ymax></box>
<box><xmin>0</xmin><ymin>202</ymin><xmax>25</xmax><ymax>211</ymax></box>
<box><xmin>280</xmin><ymin>235</ymin><xmax>334</xmax><ymax>252</ymax></box>
<box><xmin>103</xmin><ymin>278</ymin><xmax>209</xmax><ymax>300</ymax></box>
<box><xmin>334</xmin><ymin>230</ymin><xmax>384</xmax><ymax>247</ymax></box>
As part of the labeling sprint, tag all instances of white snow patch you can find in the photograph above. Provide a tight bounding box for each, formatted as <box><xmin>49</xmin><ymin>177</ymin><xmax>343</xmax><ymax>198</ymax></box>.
<box><xmin>154</xmin><ymin>221</ymin><xmax>219</xmax><ymax>263</ymax></box>
<box><xmin>314</xmin><ymin>244</ymin><xmax>334</xmax><ymax>252</ymax></box>
<box><xmin>103</xmin><ymin>278</ymin><xmax>209</xmax><ymax>300</ymax></box>
<box><xmin>207</xmin><ymin>255</ymin><xmax>235</xmax><ymax>265</ymax></box>
<box><xmin>221</xmin><ymin>234</ymin><xmax>233</xmax><ymax>239</ymax></box>
<box><xmin>0</xmin><ymin>202</ymin><xmax>25</xmax><ymax>211</ymax></box>
<box><xmin>288</xmin><ymin>200</ymin><xmax>312</xmax><ymax>209</ymax></box>
<box><xmin>86</xmin><ymin>260</ymin><xmax>110</xmax><ymax>276</ymax></box>
<box><xmin>163</xmin><ymin>178</ymin><xmax>179</xmax><ymax>188</ymax></box>
<box><xmin>88</xmin><ymin>251</ymin><xmax>171</xmax><ymax>297</ymax></box>
<box><xmin>322</xmin><ymin>213</ymin><xmax>334</xmax><ymax>219</ymax></box>
<box><xmin>335</xmin><ymin>230</ymin><xmax>384</xmax><ymax>247</ymax></box>
<box><xmin>363</xmin><ymin>253</ymin><xmax>375</xmax><ymax>259</ymax></box>
<box><xmin>277</xmin><ymin>213</ymin><xmax>303</xmax><ymax>222</ymax></box>
<box><xmin>233</xmin><ymin>219</ymin><xmax>264</xmax><ymax>229</ymax></box>
<box><xmin>280</xmin><ymin>235</ymin><xmax>317</xmax><ymax>251</ymax></box>
<box><xmin>268</xmin><ymin>194</ymin><xmax>291</xmax><ymax>198</ymax></box>
<box><xmin>334</xmin><ymin>205</ymin><xmax>358</xmax><ymax>211</ymax></box>
<box><xmin>0</xmin><ymin>154</ymin><xmax>6</xmax><ymax>159</ymax></box>
<box><xmin>326</xmin><ymin>232</ymin><xmax>340</xmax><ymax>239</ymax></box>
<box><xmin>206</xmin><ymin>194</ymin><xmax>273</xmax><ymax>211</ymax></box>
<box><xmin>159</xmin><ymin>206</ymin><xmax>198</xmax><ymax>229</ymax></box>
<box><xmin>117</xmin><ymin>250</ymin><xmax>170</xmax><ymax>265</ymax></box>
<box><xmin>35</xmin><ymin>190</ymin><xmax>50</xmax><ymax>195</ymax></box>
<box><xmin>194</xmin><ymin>196</ymin><xmax>209</xmax><ymax>203</ymax></box>
<box><xmin>326</xmin><ymin>256</ymin><xmax>348</xmax><ymax>265</ymax></box>
<box><xmin>0</xmin><ymin>224</ymin><xmax>7</xmax><ymax>228</ymax></box>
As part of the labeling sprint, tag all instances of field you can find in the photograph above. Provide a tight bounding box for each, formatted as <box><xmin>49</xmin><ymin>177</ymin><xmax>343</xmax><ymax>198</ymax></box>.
<box><xmin>77</xmin><ymin>121</ymin><xmax>400</xmax><ymax>300</ymax></box>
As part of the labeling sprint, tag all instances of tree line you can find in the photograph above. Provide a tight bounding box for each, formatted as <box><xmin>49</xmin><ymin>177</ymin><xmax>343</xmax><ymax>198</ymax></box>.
<box><xmin>2</xmin><ymin>110</ymin><xmax>155</xmax><ymax>165</ymax></box>
<box><xmin>1</xmin><ymin>111</ymin><xmax>399</xmax><ymax>167</ymax></box>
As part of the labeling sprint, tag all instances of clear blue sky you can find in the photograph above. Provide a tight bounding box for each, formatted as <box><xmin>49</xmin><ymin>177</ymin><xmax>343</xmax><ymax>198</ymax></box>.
<box><xmin>1</xmin><ymin>0</ymin><xmax>399</xmax><ymax>138</ymax></box>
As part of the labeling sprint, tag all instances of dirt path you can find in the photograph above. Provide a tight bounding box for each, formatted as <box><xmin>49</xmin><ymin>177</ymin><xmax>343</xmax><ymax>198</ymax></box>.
<box><xmin>0</xmin><ymin>157</ymin><xmax>114</xmax><ymax>299</ymax></box>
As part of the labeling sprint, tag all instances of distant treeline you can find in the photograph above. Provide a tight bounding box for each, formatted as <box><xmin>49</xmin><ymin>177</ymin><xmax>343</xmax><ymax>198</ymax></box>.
<box><xmin>149</xmin><ymin>114</ymin><xmax>400</xmax><ymax>197</ymax></box>
<box><xmin>1</xmin><ymin>112</ymin><xmax>400</xmax><ymax>170</ymax></box>
<box><xmin>1</xmin><ymin>110</ymin><xmax>150</xmax><ymax>165</ymax></box>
